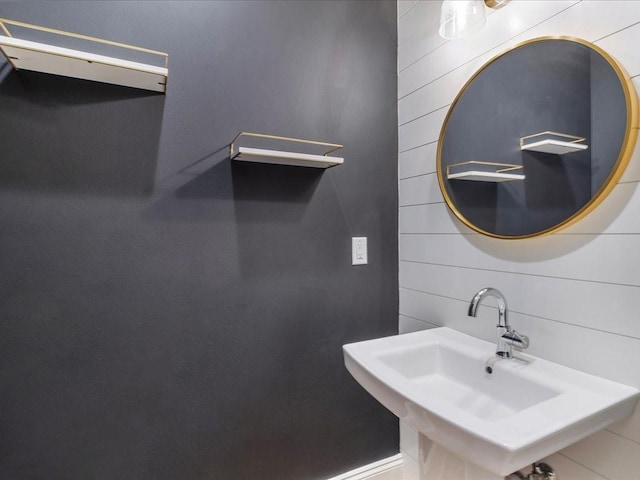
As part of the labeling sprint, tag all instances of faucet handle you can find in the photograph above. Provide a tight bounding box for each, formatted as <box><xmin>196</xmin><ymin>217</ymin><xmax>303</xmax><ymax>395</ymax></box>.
<box><xmin>502</xmin><ymin>330</ymin><xmax>529</xmax><ymax>350</ymax></box>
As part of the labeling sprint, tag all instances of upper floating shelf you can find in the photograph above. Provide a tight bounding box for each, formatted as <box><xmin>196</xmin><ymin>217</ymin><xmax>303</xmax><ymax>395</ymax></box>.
<box><xmin>520</xmin><ymin>131</ymin><xmax>588</xmax><ymax>155</ymax></box>
<box><xmin>0</xmin><ymin>18</ymin><xmax>168</xmax><ymax>93</ymax></box>
<box><xmin>447</xmin><ymin>161</ymin><xmax>525</xmax><ymax>182</ymax></box>
<box><xmin>230</xmin><ymin>132</ymin><xmax>344</xmax><ymax>169</ymax></box>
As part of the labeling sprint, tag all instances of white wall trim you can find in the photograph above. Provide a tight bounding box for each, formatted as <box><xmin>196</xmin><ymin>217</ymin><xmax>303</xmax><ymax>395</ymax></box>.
<box><xmin>326</xmin><ymin>454</ymin><xmax>404</xmax><ymax>480</ymax></box>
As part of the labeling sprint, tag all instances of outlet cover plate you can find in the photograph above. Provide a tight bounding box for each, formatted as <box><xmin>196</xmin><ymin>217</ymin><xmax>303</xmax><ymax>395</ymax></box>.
<box><xmin>352</xmin><ymin>237</ymin><xmax>367</xmax><ymax>265</ymax></box>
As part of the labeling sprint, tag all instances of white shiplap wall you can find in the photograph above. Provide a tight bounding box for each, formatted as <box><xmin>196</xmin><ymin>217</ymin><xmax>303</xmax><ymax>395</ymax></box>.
<box><xmin>397</xmin><ymin>1</ymin><xmax>640</xmax><ymax>479</ymax></box>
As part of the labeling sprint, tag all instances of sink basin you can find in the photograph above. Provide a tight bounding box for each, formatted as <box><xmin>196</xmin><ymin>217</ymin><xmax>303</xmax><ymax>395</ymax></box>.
<box><xmin>343</xmin><ymin>327</ymin><xmax>639</xmax><ymax>476</ymax></box>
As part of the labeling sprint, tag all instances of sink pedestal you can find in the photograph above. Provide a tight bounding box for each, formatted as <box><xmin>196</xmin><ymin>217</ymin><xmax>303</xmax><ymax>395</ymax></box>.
<box><xmin>411</xmin><ymin>434</ymin><xmax>506</xmax><ymax>480</ymax></box>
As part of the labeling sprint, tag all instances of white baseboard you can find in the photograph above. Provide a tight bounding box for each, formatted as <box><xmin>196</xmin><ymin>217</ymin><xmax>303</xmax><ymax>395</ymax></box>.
<box><xmin>326</xmin><ymin>454</ymin><xmax>404</xmax><ymax>480</ymax></box>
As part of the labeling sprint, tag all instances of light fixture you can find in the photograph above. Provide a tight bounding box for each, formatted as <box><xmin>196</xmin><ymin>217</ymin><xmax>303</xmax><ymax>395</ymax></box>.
<box><xmin>439</xmin><ymin>0</ymin><xmax>486</xmax><ymax>40</ymax></box>
<box><xmin>484</xmin><ymin>0</ymin><xmax>511</xmax><ymax>9</ymax></box>
<box><xmin>439</xmin><ymin>0</ymin><xmax>511</xmax><ymax>40</ymax></box>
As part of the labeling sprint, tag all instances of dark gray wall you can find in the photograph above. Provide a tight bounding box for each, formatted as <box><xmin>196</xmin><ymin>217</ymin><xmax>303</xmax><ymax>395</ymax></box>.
<box><xmin>0</xmin><ymin>2</ymin><xmax>399</xmax><ymax>479</ymax></box>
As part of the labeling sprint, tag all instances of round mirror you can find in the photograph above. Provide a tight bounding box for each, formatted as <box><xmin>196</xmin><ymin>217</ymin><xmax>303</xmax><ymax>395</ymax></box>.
<box><xmin>437</xmin><ymin>37</ymin><xmax>638</xmax><ymax>239</ymax></box>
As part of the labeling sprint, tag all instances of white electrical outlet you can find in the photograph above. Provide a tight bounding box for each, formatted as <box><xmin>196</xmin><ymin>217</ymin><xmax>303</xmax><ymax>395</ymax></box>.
<box><xmin>352</xmin><ymin>237</ymin><xmax>368</xmax><ymax>265</ymax></box>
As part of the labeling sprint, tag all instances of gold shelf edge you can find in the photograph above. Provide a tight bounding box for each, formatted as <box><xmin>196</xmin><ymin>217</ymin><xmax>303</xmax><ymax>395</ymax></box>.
<box><xmin>229</xmin><ymin>131</ymin><xmax>343</xmax><ymax>159</ymax></box>
<box><xmin>446</xmin><ymin>161</ymin><xmax>523</xmax><ymax>176</ymax></box>
<box><xmin>0</xmin><ymin>17</ymin><xmax>168</xmax><ymax>68</ymax></box>
<box><xmin>520</xmin><ymin>131</ymin><xmax>586</xmax><ymax>147</ymax></box>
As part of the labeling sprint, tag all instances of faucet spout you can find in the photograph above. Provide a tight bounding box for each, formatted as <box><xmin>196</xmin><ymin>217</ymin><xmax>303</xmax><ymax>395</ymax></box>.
<box><xmin>468</xmin><ymin>287</ymin><xmax>513</xmax><ymax>358</ymax></box>
<box><xmin>468</xmin><ymin>287</ymin><xmax>509</xmax><ymax>328</ymax></box>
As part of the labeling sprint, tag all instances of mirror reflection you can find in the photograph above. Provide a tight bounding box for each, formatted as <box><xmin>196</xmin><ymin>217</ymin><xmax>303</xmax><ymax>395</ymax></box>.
<box><xmin>437</xmin><ymin>37</ymin><xmax>637</xmax><ymax>238</ymax></box>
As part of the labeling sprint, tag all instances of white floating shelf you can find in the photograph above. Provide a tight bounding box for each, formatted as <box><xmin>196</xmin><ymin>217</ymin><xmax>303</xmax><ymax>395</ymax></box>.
<box><xmin>232</xmin><ymin>147</ymin><xmax>343</xmax><ymax>169</ymax></box>
<box><xmin>446</xmin><ymin>161</ymin><xmax>524</xmax><ymax>183</ymax></box>
<box><xmin>521</xmin><ymin>139</ymin><xmax>589</xmax><ymax>155</ymax></box>
<box><xmin>520</xmin><ymin>131</ymin><xmax>588</xmax><ymax>155</ymax></box>
<box><xmin>230</xmin><ymin>132</ymin><xmax>343</xmax><ymax>169</ymax></box>
<box><xmin>0</xmin><ymin>19</ymin><xmax>168</xmax><ymax>93</ymax></box>
<box><xmin>447</xmin><ymin>171</ymin><xmax>525</xmax><ymax>182</ymax></box>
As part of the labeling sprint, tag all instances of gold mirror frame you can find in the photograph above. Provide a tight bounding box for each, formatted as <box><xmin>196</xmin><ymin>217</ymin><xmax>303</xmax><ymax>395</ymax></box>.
<box><xmin>436</xmin><ymin>36</ymin><xmax>639</xmax><ymax>239</ymax></box>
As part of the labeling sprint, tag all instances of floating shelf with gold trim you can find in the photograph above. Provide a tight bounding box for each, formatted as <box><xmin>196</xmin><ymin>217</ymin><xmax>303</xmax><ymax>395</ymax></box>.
<box><xmin>0</xmin><ymin>18</ymin><xmax>168</xmax><ymax>92</ymax></box>
<box><xmin>230</xmin><ymin>132</ymin><xmax>343</xmax><ymax>168</ymax></box>
<box><xmin>446</xmin><ymin>161</ymin><xmax>525</xmax><ymax>182</ymax></box>
<box><xmin>520</xmin><ymin>131</ymin><xmax>588</xmax><ymax>155</ymax></box>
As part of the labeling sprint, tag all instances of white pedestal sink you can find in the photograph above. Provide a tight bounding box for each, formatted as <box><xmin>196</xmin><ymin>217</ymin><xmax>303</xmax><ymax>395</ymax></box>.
<box><xmin>343</xmin><ymin>328</ymin><xmax>639</xmax><ymax>479</ymax></box>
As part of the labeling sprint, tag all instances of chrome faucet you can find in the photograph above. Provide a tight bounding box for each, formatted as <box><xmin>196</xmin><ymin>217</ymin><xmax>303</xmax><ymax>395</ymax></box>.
<box><xmin>468</xmin><ymin>287</ymin><xmax>529</xmax><ymax>358</ymax></box>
